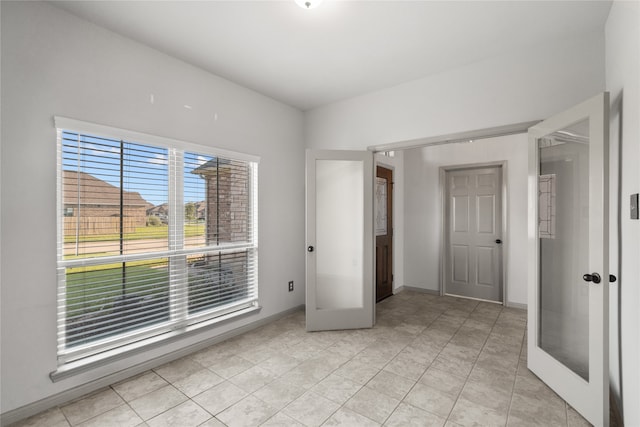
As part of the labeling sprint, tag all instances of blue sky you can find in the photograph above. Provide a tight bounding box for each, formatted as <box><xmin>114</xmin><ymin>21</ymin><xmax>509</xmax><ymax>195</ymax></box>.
<box><xmin>62</xmin><ymin>131</ymin><xmax>207</xmax><ymax>206</ymax></box>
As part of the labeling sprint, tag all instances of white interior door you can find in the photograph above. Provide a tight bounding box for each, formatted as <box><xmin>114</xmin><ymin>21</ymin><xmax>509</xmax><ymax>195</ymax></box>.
<box><xmin>445</xmin><ymin>167</ymin><xmax>503</xmax><ymax>302</ymax></box>
<box><xmin>305</xmin><ymin>149</ymin><xmax>374</xmax><ymax>331</ymax></box>
<box><xmin>528</xmin><ymin>92</ymin><xmax>610</xmax><ymax>426</ymax></box>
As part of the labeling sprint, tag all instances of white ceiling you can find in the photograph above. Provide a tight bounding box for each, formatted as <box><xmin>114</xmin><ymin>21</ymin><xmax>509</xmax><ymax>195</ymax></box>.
<box><xmin>51</xmin><ymin>0</ymin><xmax>612</xmax><ymax>111</ymax></box>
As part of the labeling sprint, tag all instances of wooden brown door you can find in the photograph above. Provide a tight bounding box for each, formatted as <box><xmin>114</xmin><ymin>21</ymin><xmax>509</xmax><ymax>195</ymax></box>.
<box><xmin>375</xmin><ymin>166</ymin><xmax>393</xmax><ymax>302</ymax></box>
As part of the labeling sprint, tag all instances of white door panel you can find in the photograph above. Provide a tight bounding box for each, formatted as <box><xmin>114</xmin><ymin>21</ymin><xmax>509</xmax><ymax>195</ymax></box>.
<box><xmin>445</xmin><ymin>167</ymin><xmax>503</xmax><ymax>301</ymax></box>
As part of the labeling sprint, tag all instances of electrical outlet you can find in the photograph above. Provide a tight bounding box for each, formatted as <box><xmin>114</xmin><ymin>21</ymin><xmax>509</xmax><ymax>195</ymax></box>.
<box><xmin>288</xmin><ymin>281</ymin><xmax>294</xmax><ymax>292</ymax></box>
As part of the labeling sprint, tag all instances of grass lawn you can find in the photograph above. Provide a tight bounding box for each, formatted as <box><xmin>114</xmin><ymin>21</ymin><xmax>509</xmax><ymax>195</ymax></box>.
<box><xmin>64</xmin><ymin>223</ymin><xmax>205</xmax><ymax>243</ymax></box>
<box><xmin>65</xmin><ymin>257</ymin><xmax>248</xmax><ymax>346</ymax></box>
<box><xmin>66</xmin><ymin>259</ymin><xmax>169</xmax><ymax>317</ymax></box>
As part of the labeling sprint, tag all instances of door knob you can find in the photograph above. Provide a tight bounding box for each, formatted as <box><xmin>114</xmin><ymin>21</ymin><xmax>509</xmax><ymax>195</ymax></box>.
<box><xmin>495</xmin><ymin>239</ymin><xmax>502</xmax><ymax>244</ymax></box>
<box><xmin>307</xmin><ymin>246</ymin><xmax>314</xmax><ymax>252</ymax></box>
<box><xmin>582</xmin><ymin>273</ymin><xmax>602</xmax><ymax>284</ymax></box>
<box><xmin>610</xmin><ymin>274</ymin><xmax>617</xmax><ymax>283</ymax></box>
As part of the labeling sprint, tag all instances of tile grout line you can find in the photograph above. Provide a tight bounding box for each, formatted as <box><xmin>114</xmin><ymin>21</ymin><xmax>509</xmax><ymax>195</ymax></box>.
<box><xmin>317</xmin><ymin>304</ymin><xmax>466</xmax><ymax>423</ymax></box>
<box><xmin>440</xmin><ymin>302</ymin><xmax>502</xmax><ymax>424</ymax></box>
<box><xmin>374</xmin><ymin>300</ymin><xmax>487</xmax><ymax>424</ymax></box>
<box><xmin>313</xmin><ymin>301</ymin><xmax>448</xmax><ymax>425</ymax></box>
<box><xmin>59</xmin><ymin>405</ymin><xmax>73</xmax><ymax>427</ymax></box>
<box><xmin>374</xmin><ymin>302</ymin><xmax>460</xmax><ymax>425</ymax></box>
<box><xmin>504</xmin><ymin>320</ymin><xmax>528</xmax><ymax>427</ymax></box>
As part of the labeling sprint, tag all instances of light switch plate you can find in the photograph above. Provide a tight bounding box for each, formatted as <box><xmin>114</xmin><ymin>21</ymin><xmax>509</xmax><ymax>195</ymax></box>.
<box><xmin>632</xmin><ymin>193</ymin><xmax>639</xmax><ymax>220</ymax></box>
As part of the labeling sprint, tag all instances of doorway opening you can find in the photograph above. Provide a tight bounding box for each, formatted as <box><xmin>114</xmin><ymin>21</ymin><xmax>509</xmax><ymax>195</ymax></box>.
<box><xmin>375</xmin><ymin>166</ymin><xmax>393</xmax><ymax>302</ymax></box>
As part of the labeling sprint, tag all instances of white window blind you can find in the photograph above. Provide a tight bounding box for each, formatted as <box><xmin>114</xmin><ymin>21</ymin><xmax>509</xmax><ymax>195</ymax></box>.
<box><xmin>56</xmin><ymin>123</ymin><xmax>258</xmax><ymax>365</ymax></box>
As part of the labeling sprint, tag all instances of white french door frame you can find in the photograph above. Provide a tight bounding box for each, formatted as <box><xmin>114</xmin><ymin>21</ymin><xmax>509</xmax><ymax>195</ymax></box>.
<box><xmin>438</xmin><ymin>161</ymin><xmax>509</xmax><ymax>305</ymax></box>
<box><xmin>527</xmin><ymin>92</ymin><xmax>610</xmax><ymax>427</ymax></box>
<box><xmin>305</xmin><ymin>149</ymin><xmax>375</xmax><ymax>332</ymax></box>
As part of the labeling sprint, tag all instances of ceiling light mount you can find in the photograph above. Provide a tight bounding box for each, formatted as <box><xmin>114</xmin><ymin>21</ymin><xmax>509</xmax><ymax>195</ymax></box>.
<box><xmin>295</xmin><ymin>0</ymin><xmax>323</xmax><ymax>10</ymax></box>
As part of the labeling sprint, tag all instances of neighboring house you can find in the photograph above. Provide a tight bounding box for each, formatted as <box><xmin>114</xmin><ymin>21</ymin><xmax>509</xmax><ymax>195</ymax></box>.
<box><xmin>191</xmin><ymin>159</ymin><xmax>249</xmax><ymax>245</ymax></box>
<box><xmin>146</xmin><ymin>201</ymin><xmax>206</xmax><ymax>222</ymax></box>
<box><xmin>195</xmin><ymin>201</ymin><xmax>205</xmax><ymax>220</ymax></box>
<box><xmin>146</xmin><ymin>203</ymin><xmax>169</xmax><ymax>223</ymax></box>
<box><xmin>63</xmin><ymin>170</ymin><xmax>148</xmax><ymax>234</ymax></box>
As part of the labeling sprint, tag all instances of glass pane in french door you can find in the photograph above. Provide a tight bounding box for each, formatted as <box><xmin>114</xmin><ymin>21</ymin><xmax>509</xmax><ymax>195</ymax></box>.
<box><xmin>315</xmin><ymin>159</ymin><xmax>364</xmax><ymax>310</ymax></box>
<box><xmin>538</xmin><ymin>118</ymin><xmax>590</xmax><ymax>381</ymax></box>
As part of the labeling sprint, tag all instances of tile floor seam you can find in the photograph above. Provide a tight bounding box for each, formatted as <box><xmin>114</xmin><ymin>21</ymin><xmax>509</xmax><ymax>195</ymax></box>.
<box><xmin>437</xmin><ymin>304</ymin><xmax>504</xmax><ymax>424</ymax></box>
<box><xmin>342</xmin><ymin>384</ymin><xmax>399</xmax><ymax>425</ymax></box>
<box><xmin>505</xmin><ymin>322</ymin><xmax>529</xmax><ymax>427</ymax></box>
<box><xmin>322</xmin><ymin>404</ymin><xmax>347</xmax><ymax>426</ymax></box>
<box><xmin>487</xmin><ymin>306</ymin><xmax>522</xmax><ymax>427</ymax></box>
<box><xmin>190</xmin><ymin>399</ymin><xmax>216</xmax><ymax>424</ymax></box>
<box><xmin>187</xmin><ymin>382</ymin><xmax>217</xmax><ymax>401</ymax></box>
<box><xmin>392</xmin><ymin>306</ymin><xmax>477</xmax><ymax>424</ymax></box>
<box><xmin>59</xmin><ymin>406</ymin><xmax>72</xmax><ymax>427</ymax></box>
<box><xmin>133</xmin><ymin>383</ymin><xmax>189</xmax><ymax>423</ymax></box>
<box><xmin>378</xmin><ymin>398</ymin><xmax>402</xmax><ymax>426</ymax></box>
<box><xmin>378</xmin><ymin>307</ymin><xmax>465</xmax><ymax>384</ymax></box>
<box><xmin>504</xmin><ymin>375</ymin><xmax>519</xmax><ymax>425</ymax></box>
<box><xmin>79</xmin><ymin>401</ymin><xmax>132</xmax><ymax>427</ymax></box>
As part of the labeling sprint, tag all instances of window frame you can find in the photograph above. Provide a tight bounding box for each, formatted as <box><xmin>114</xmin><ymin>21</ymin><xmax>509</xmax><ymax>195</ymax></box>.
<box><xmin>54</xmin><ymin>117</ymin><xmax>260</xmax><ymax>371</ymax></box>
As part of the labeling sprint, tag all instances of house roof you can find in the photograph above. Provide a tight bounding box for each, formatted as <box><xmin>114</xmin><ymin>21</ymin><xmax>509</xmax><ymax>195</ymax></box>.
<box><xmin>63</xmin><ymin>171</ymin><xmax>148</xmax><ymax>207</ymax></box>
<box><xmin>190</xmin><ymin>158</ymin><xmax>232</xmax><ymax>176</ymax></box>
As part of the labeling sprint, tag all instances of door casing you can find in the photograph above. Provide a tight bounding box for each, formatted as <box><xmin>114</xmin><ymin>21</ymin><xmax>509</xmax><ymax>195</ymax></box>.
<box><xmin>439</xmin><ymin>161</ymin><xmax>509</xmax><ymax>305</ymax></box>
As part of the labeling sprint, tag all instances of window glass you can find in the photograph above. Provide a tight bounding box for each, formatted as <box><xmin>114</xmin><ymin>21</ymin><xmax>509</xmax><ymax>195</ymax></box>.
<box><xmin>57</xmin><ymin>127</ymin><xmax>258</xmax><ymax>364</ymax></box>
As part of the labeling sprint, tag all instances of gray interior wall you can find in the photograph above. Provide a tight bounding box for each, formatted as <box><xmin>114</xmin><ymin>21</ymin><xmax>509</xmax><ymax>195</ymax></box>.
<box><xmin>305</xmin><ymin>31</ymin><xmax>605</xmax><ymax>151</ymax></box>
<box><xmin>0</xmin><ymin>1</ymin><xmax>305</xmax><ymax>415</ymax></box>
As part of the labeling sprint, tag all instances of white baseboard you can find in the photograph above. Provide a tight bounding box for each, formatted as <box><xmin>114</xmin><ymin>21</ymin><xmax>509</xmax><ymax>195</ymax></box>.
<box><xmin>504</xmin><ymin>301</ymin><xmax>527</xmax><ymax>310</ymax></box>
<box><xmin>395</xmin><ymin>285</ymin><xmax>440</xmax><ymax>295</ymax></box>
<box><xmin>397</xmin><ymin>285</ymin><xmax>527</xmax><ymax>311</ymax></box>
<box><xmin>1</xmin><ymin>305</ymin><xmax>304</xmax><ymax>427</ymax></box>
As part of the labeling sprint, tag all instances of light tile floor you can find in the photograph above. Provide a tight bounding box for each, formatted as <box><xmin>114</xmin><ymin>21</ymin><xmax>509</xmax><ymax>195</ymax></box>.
<box><xmin>12</xmin><ymin>291</ymin><xmax>593</xmax><ymax>427</ymax></box>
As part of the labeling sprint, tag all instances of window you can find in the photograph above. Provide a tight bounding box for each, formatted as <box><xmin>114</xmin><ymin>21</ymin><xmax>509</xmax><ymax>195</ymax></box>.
<box><xmin>56</xmin><ymin>118</ymin><xmax>259</xmax><ymax>365</ymax></box>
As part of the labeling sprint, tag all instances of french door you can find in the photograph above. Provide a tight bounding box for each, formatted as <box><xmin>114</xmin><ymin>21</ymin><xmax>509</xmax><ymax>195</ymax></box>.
<box><xmin>305</xmin><ymin>150</ymin><xmax>375</xmax><ymax>331</ymax></box>
<box><xmin>527</xmin><ymin>92</ymin><xmax>610</xmax><ymax>426</ymax></box>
